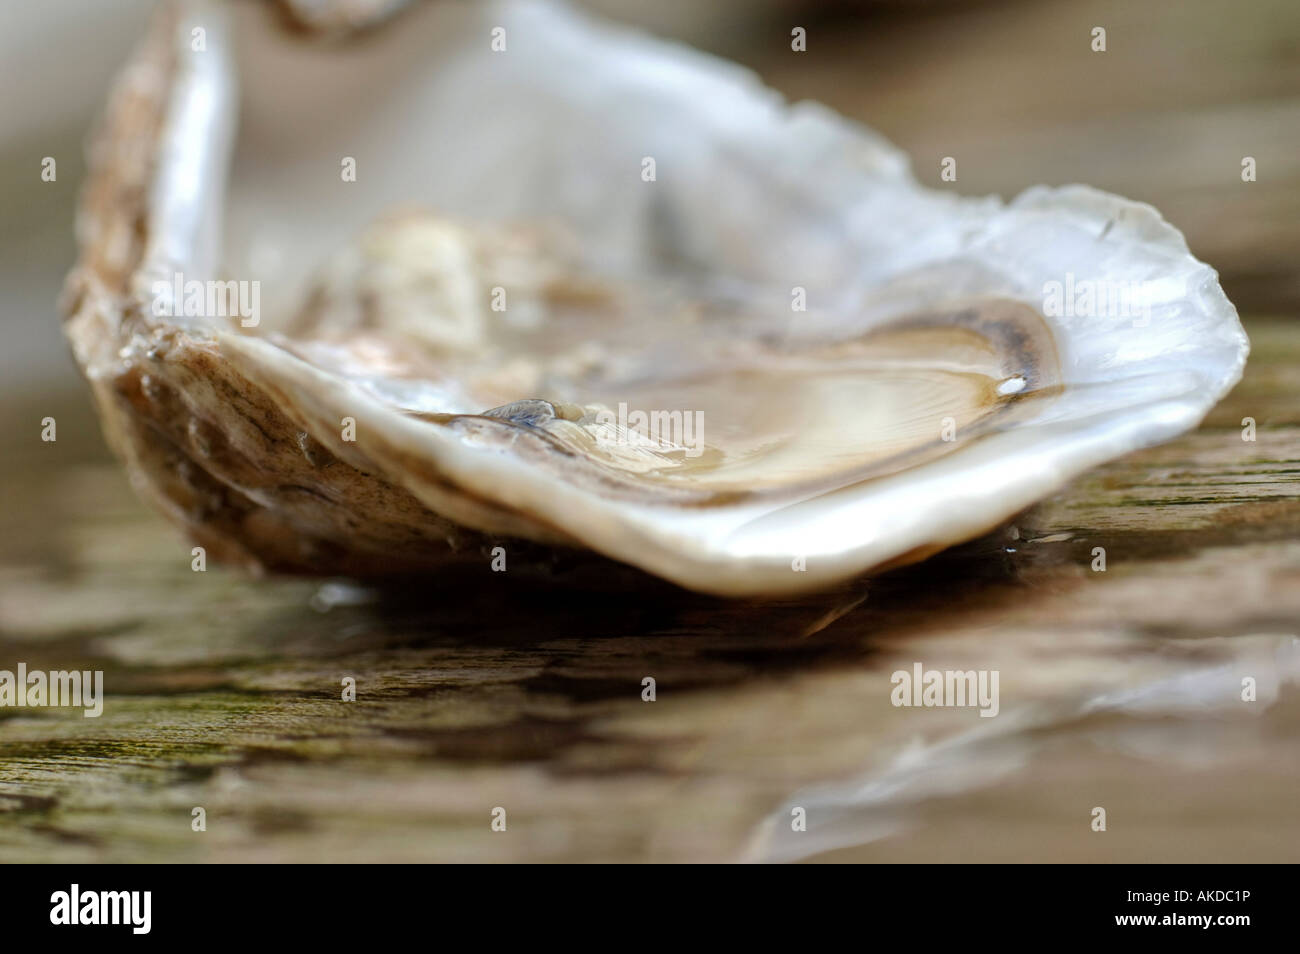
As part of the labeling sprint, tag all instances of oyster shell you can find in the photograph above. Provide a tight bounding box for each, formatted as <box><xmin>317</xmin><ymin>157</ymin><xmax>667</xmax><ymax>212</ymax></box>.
<box><xmin>62</xmin><ymin>0</ymin><xmax>1248</xmax><ymax>596</ymax></box>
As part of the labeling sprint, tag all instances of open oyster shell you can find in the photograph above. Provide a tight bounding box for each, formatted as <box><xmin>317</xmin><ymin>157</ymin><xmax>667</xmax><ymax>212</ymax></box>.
<box><xmin>63</xmin><ymin>0</ymin><xmax>1248</xmax><ymax>596</ymax></box>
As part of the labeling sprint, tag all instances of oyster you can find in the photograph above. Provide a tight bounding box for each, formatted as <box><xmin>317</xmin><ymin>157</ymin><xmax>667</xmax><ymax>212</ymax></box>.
<box><xmin>62</xmin><ymin>0</ymin><xmax>1248</xmax><ymax>596</ymax></box>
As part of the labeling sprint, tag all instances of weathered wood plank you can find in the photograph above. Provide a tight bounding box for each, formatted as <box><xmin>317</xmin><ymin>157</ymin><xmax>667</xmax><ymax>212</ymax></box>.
<box><xmin>0</xmin><ymin>315</ymin><xmax>1296</xmax><ymax>862</ymax></box>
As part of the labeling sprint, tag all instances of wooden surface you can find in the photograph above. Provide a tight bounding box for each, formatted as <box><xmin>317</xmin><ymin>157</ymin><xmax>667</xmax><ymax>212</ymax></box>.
<box><xmin>1</xmin><ymin>315</ymin><xmax>1295</xmax><ymax>863</ymax></box>
<box><xmin>1</xmin><ymin>0</ymin><xmax>1298</xmax><ymax>862</ymax></box>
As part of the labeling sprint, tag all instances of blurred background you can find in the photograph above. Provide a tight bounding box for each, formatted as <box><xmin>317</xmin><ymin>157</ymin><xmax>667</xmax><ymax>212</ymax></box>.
<box><xmin>4</xmin><ymin>0</ymin><xmax>1297</xmax><ymax>406</ymax></box>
